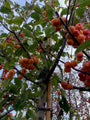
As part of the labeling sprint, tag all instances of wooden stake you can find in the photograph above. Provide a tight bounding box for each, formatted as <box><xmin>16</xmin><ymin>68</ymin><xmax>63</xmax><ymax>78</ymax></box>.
<box><xmin>46</xmin><ymin>38</ymin><xmax>52</xmax><ymax>120</ymax></box>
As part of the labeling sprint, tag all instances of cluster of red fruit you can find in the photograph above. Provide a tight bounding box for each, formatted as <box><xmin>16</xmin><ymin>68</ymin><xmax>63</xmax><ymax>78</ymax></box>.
<box><xmin>6</xmin><ymin>37</ymin><xmax>13</xmax><ymax>43</ymax></box>
<box><xmin>43</xmin><ymin>3</ymin><xmax>54</xmax><ymax>22</ymax></box>
<box><xmin>76</xmin><ymin>52</ymin><xmax>83</xmax><ymax>62</ymax></box>
<box><xmin>78</xmin><ymin>61</ymin><xmax>90</xmax><ymax>87</ymax></box>
<box><xmin>18</xmin><ymin>68</ymin><xmax>27</xmax><ymax>79</ymax></box>
<box><xmin>14</xmin><ymin>43</ymin><xmax>20</xmax><ymax>49</ymax></box>
<box><xmin>64</xmin><ymin>59</ymin><xmax>90</xmax><ymax>87</ymax></box>
<box><xmin>7</xmin><ymin>113</ymin><xmax>12</xmax><ymax>120</ymax></box>
<box><xmin>66</xmin><ymin>23</ymin><xmax>90</xmax><ymax>48</ymax></box>
<box><xmin>0</xmin><ymin>64</ymin><xmax>4</xmax><ymax>69</ymax></box>
<box><xmin>64</xmin><ymin>60</ymin><xmax>77</xmax><ymax>72</ymax></box>
<box><xmin>18</xmin><ymin>56</ymin><xmax>39</xmax><ymax>79</ymax></box>
<box><xmin>2</xmin><ymin>68</ymin><xmax>8</xmax><ymax>79</ymax></box>
<box><xmin>61</xmin><ymin>81</ymin><xmax>73</xmax><ymax>90</ymax></box>
<box><xmin>14</xmin><ymin>33</ymin><xmax>25</xmax><ymax>49</ymax></box>
<box><xmin>1</xmin><ymin>68</ymin><xmax>15</xmax><ymax>80</ymax></box>
<box><xmin>6</xmin><ymin>33</ymin><xmax>24</xmax><ymax>49</ymax></box>
<box><xmin>7</xmin><ymin>69</ymin><xmax>15</xmax><ymax>79</ymax></box>
<box><xmin>57</xmin><ymin>91</ymin><xmax>61</xmax><ymax>95</ymax></box>
<box><xmin>51</xmin><ymin>17</ymin><xmax>66</xmax><ymax>31</ymax></box>
<box><xmin>19</xmin><ymin>55</ymin><xmax>39</xmax><ymax>70</ymax></box>
<box><xmin>43</xmin><ymin>11</ymin><xmax>49</xmax><ymax>22</ymax></box>
<box><xmin>6</xmin><ymin>36</ymin><xmax>20</xmax><ymax>48</ymax></box>
<box><xmin>37</xmin><ymin>45</ymin><xmax>46</xmax><ymax>53</ymax></box>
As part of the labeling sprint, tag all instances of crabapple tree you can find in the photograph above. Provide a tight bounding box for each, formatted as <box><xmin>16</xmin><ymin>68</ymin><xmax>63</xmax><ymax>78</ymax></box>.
<box><xmin>0</xmin><ymin>0</ymin><xmax>90</xmax><ymax>120</ymax></box>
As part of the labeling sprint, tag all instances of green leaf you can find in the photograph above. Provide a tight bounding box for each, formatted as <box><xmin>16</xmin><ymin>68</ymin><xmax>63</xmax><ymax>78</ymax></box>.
<box><xmin>10</xmin><ymin>25</ymin><xmax>20</xmax><ymax>31</ymax></box>
<box><xmin>45</xmin><ymin>26</ymin><xmax>55</xmax><ymax>37</ymax></box>
<box><xmin>34</xmin><ymin>4</ymin><xmax>42</xmax><ymax>14</ymax></box>
<box><xmin>27</xmin><ymin>89</ymin><xmax>35</xmax><ymax>98</ymax></box>
<box><xmin>8</xmin><ymin>85</ymin><xmax>18</xmax><ymax>94</ymax></box>
<box><xmin>0</xmin><ymin>15</ymin><xmax>3</xmax><ymax>20</ymax></box>
<box><xmin>0</xmin><ymin>6</ymin><xmax>11</xmax><ymax>14</ymax></box>
<box><xmin>23</xmin><ymin>29</ymin><xmax>33</xmax><ymax>37</ymax></box>
<box><xmin>1</xmin><ymin>79</ymin><xmax>10</xmax><ymax>90</ymax></box>
<box><xmin>52</xmin><ymin>33</ymin><xmax>58</xmax><ymax>41</ymax></box>
<box><xmin>13</xmin><ymin>17</ymin><xmax>23</xmax><ymax>25</ymax></box>
<box><xmin>76</xmin><ymin>7</ymin><xmax>86</xmax><ymax>18</ymax></box>
<box><xmin>31</xmin><ymin>12</ymin><xmax>40</xmax><ymax>20</ymax></box>
<box><xmin>59</xmin><ymin>96</ymin><xmax>70</xmax><ymax>113</ymax></box>
<box><xmin>15</xmin><ymin>47</ymin><xmax>23</xmax><ymax>56</ymax></box>
<box><xmin>54</xmin><ymin>0</ymin><xmax>60</xmax><ymax>6</ymax></box>
<box><xmin>0</xmin><ymin>116</ymin><xmax>8</xmax><ymax>120</ymax></box>
<box><xmin>13</xmin><ymin>98</ymin><xmax>26</xmax><ymax>111</ymax></box>
<box><xmin>58</xmin><ymin>65</ymin><xmax>63</xmax><ymax>81</ymax></box>
<box><xmin>26</xmin><ymin>109</ymin><xmax>37</xmax><ymax>119</ymax></box>
<box><xmin>46</xmin><ymin>5</ymin><xmax>54</xmax><ymax>20</ymax></box>
<box><xmin>75</xmin><ymin>39</ymin><xmax>90</xmax><ymax>54</ymax></box>
<box><xmin>60</xmin><ymin>89</ymin><xmax>66</xmax><ymax>98</ymax></box>
<box><xmin>78</xmin><ymin>0</ymin><xmax>90</xmax><ymax>7</ymax></box>
<box><xmin>52</xmin><ymin>73</ymin><xmax>60</xmax><ymax>90</ymax></box>
<box><xmin>0</xmin><ymin>33</ymin><xmax>8</xmax><ymax>37</ymax></box>
<box><xmin>53</xmin><ymin>38</ymin><xmax>63</xmax><ymax>51</ymax></box>
<box><xmin>24</xmin><ymin>24</ymin><xmax>32</xmax><ymax>31</ymax></box>
<box><xmin>61</xmin><ymin>8</ymin><xmax>68</xmax><ymax>16</ymax></box>
<box><xmin>14</xmin><ymin>78</ymin><xmax>22</xmax><ymax>88</ymax></box>
<box><xmin>4</xmin><ymin>1</ymin><xmax>11</xmax><ymax>10</ymax></box>
<box><xmin>21</xmin><ymin>82</ymin><xmax>28</xmax><ymax>93</ymax></box>
<box><xmin>64</xmin><ymin>0</ymin><xmax>68</xmax><ymax>4</ymax></box>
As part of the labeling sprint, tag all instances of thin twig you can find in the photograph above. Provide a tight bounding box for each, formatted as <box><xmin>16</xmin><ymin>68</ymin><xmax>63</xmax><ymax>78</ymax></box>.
<box><xmin>71</xmin><ymin>11</ymin><xmax>75</xmax><ymax>25</ymax></box>
<box><xmin>68</xmin><ymin>0</ymin><xmax>77</xmax><ymax>25</ymax></box>
<box><xmin>66</xmin><ymin>0</ymin><xmax>72</xmax><ymax>25</ymax></box>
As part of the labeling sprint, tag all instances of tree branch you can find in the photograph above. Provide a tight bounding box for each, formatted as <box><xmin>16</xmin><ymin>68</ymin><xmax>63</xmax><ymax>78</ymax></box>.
<box><xmin>43</xmin><ymin>36</ymin><xmax>67</xmax><ymax>83</ymax></box>
<box><xmin>0</xmin><ymin>49</ymin><xmax>40</xmax><ymax>86</ymax></box>
<box><xmin>55</xmin><ymin>11</ymin><xmax>90</xmax><ymax>59</ymax></box>
<box><xmin>0</xmin><ymin>109</ymin><xmax>14</xmax><ymax>119</ymax></box>
<box><xmin>73</xmin><ymin>86</ymin><xmax>90</xmax><ymax>91</ymax></box>
<box><xmin>13</xmin><ymin>66</ymin><xmax>40</xmax><ymax>85</ymax></box>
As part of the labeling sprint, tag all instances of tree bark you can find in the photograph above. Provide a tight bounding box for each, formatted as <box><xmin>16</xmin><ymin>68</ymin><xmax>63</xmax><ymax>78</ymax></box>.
<box><xmin>46</xmin><ymin>79</ymin><xmax>51</xmax><ymax>120</ymax></box>
<box><xmin>37</xmin><ymin>85</ymin><xmax>47</xmax><ymax>120</ymax></box>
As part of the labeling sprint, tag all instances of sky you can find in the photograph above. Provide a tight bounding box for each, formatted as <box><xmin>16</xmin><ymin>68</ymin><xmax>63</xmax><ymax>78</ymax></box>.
<box><xmin>12</xmin><ymin>0</ymin><xmax>32</xmax><ymax>6</ymax></box>
<box><xmin>12</xmin><ymin>0</ymin><xmax>65</xmax><ymax>7</ymax></box>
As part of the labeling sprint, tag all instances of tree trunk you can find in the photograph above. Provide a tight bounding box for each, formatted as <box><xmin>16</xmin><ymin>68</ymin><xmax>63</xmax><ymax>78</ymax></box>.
<box><xmin>46</xmin><ymin>79</ymin><xmax>51</xmax><ymax>120</ymax></box>
<box><xmin>37</xmin><ymin>85</ymin><xmax>47</xmax><ymax>120</ymax></box>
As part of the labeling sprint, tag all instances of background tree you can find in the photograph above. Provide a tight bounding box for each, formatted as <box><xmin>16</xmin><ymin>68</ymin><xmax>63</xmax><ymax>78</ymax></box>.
<box><xmin>0</xmin><ymin>0</ymin><xmax>90</xmax><ymax>120</ymax></box>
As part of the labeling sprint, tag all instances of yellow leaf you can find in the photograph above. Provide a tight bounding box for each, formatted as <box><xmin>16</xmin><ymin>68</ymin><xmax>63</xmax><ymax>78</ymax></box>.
<box><xmin>1</xmin><ymin>42</ymin><xmax>7</xmax><ymax>47</ymax></box>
